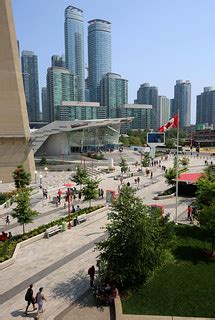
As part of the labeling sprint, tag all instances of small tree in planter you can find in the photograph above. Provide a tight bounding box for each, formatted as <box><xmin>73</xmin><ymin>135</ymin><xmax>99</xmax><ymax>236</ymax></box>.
<box><xmin>12</xmin><ymin>165</ymin><xmax>31</xmax><ymax>189</ymax></box>
<box><xmin>119</xmin><ymin>157</ymin><xmax>128</xmax><ymax>174</ymax></box>
<box><xmin>180</xmin><ymin>157</ymin><xmax>189</xmax><ymax>168</ymax></box>
<box><xmin>164</xmin><ymin>167</ymin><xmax>177</xmax><ymax>186</ymax></box>
<box><xmin>82</xmin><ymin>177</ymin><xmax>100</xmax><ymax>207</ymax></box>
<box><xmin>141</xmin><ymin>153</ymin><xmax>150</xmax><ymax>167</ymax></box>
<box><xmin>11</xmin><ymin>188</ymin><xmax>39</xmax><ymax>234</ymax></box>
<box><xmin>39</xmin><ymin>156</ymin><xmax>48</xmax><ymax>166</ymax></box>
<box><xmin>72</xmin><ymin>166</ymin><xmax>89</xmax><ymax>188</ymax></box>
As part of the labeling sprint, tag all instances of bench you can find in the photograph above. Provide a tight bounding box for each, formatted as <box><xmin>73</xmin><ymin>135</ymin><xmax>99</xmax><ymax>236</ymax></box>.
<box><xmin>78</xmin><ymin>216</ymin><xmax>87</xmax><ymax>224</ymax></box>
<box><xmin>44</xmin><ymin>225</ymin><xmax>62</xmax><ymax>238</ymax></box>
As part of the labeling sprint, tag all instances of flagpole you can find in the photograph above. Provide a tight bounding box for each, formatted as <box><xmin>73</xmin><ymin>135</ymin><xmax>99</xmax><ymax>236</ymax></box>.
<box><xmin>175</xmin><ymin>110</ymin><xmax>179</xmax><ymax>224</ymax></box>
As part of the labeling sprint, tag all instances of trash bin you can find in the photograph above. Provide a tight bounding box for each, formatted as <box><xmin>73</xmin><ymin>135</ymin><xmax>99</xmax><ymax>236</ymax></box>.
<box><xmin>73</xmin><ymin>218</ymin><xmax>78</xmax><ymax>227</ymax></box>
<box><xmin>62</xmin><ymin>221</ymin><xmax>67</xmax><ymax>231</ymax></box>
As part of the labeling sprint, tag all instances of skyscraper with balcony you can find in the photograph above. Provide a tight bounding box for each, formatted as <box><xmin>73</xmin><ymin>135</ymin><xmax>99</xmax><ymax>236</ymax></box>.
<box><xmin>196</xmin><ymin>87</ymin><xmax>215</xmax><ymax>126</ymax></box>
<box><xmin>41</xmin><ymin>87</ymin><xmax>48</xmax><ymax>122</ymax></box>
<box><xmin>135</xmin><ymin>83</ymin><xmax>158</xmax><ymax>129</ymax></box>
<box><xmin>172</xmin><ymin>80</ymin><xmax>191</xmax><ymax>128</ymax></box>
<box><xmin>21</xmin><ymin>50</ymin><xmax>40</xmax><ymax>122</ymax></box>
<box><xmin>46</xmin><ymin>66</ymin><xmax>77</xmax><ymax>122</ymax></box>
<box><xmin>88</xmin><ymin>19</ymin><xmax>111</xmax><ymax>102</ymax></box>
<box><xmin>101</xmin><ymin>72</ymin><xmax>128</xmax><ymax>118</ymax></box>
<box><xmin>64</xmin><ymin>6</ymin><xmax>85</xmax><ymax>101</ymax></box>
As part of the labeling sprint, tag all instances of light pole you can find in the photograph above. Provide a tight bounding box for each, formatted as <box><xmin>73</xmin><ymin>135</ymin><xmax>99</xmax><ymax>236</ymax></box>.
<box><xmin>34</xmin><ymin>170</ymin><xmax>38</xmax><ymax>184</ymax></box>
<box><xmin>39</xmin><ymin>174</ymin><xmax>43</xmax><ymax>187</ymax></box>
<box><xmin>44</xmin><ymin>167</ymin><xmax>48</xmax><ymax>177</ymax></box>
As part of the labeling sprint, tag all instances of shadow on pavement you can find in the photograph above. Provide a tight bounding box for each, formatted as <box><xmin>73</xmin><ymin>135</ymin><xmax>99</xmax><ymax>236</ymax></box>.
<box><xmin>11</xmin><ymin>309</ymin><xmax>37</xmax><ymax>318</ymax></box>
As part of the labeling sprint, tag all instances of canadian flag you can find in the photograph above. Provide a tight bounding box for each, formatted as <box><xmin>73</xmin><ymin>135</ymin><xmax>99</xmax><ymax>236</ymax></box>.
<box><xmin>158</xmin><ymin>113</ymin><xmax>179</xmax><ymax>132</ymax></box>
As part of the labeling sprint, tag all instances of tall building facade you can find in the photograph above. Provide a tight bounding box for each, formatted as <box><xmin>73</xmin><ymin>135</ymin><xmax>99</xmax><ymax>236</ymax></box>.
<box><xmin>88</xmin><ymin>19</ymin><xmax>111</xmax><ymax>102</ymax></box>
<box><xmin>21</xmin><ymin>50</ymin><xmax>40</xmax><ymax>122</ymax></box>
<box><xmin>158</xmin><ymin>96</ymin><xmax>170</xmax><ymax>127</ymax></box>
<box><xmin>196</xmin><ymin>87</ymin><xmax>215</xmax><ymax>126</ymax></box>
<box><xmin>101</xmin><ymin>72</ymin><xmax>128</xmax><ymax>118</ymax></box>
<box><xmin>64</xmin><ymin>6</ymin><xmax>85</xmax><ymax>101</ymax></box>
<box><xmin>134</xmin><ymin>83</ymin><xmax>158</xmax><ymax>129</ymax></box>
<box><xmin>117</xmin><ymin>104</ymin><xmax>153</xmax><ymax>133</ymax></box>
<box><xmin>46</xmin><ymin>66</ymin><xmax>77</xmax><ymax>122</ymax></box>
<box><xmin>41</xmin><ymin>87</ymin><xmax>48</xmax><ymax>121</ymax></box>
<box><xmin>51</xmin><ymin>55</ymin><xmax>65</xmax><ymax>68</ymax></box>
<box><xmin>172</xmin><ymin>80</ymin><xmax>191</xmax><ymax>128</ymax></box>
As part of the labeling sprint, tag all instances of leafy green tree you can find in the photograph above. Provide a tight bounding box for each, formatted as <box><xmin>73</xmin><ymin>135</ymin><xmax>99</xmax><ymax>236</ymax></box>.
<box><xmin>141</xmin><ymin>153</ymin><xmax>150</xmax><ymax>167</ymax></box>
<box><xmin>197</xmin><ymin>205</ymin><xmax>215</xmax><ymax>256</ymax></box>
<box><xmin>164</xmin><ymin>167</ymin><xmax>177</xmax><ymax>185</ymax></box>
<box><xmin>72</xmin><ymin>166</ymin><xmax>89</xmax><ymax>187</ymax></box>
<box><xmin>82</xmin><ymin>177</ymin><xmax>100</xmax><ymax>207</ymax></box>
<box><xmin>196</xmin><ymin>177</ymin><xmax>215</xmax><ymax>208</ymax></box>
<box><xmin>180</xmin><ymin>157</ymin><xmax>189</xmax><ymax>167</ymax></box>
<box><xmin>12</xmin><ymin>165</ymin><xmax>31</xmax><ymax>189</ymax></box>
<box><xmin>165</xmin><ymin>138</ymin><xmax>175</xmax><ymax>149</ymax></box>
<box><xmin>96</xmin><ymin>185</ymin><xmax>174</xmax><ymax>288</ymax></box>
<box><xmin>119</xmin><ymin>136</ymin><xmax>129</xmax><ymax>147</ymax></box>
<box><xmin>128</xmin><ymin>135</ymin><xmax>142</xmax><ymax>146</ymax></box>
<box><xmin>39</xmin><ymin>156</ymin><xmax>48</xmax><ymax>166</ymax></box>
<box><xmin>11</xmin><ymin>189</ymin><xmax>39</xmax><ymax>234</ymax></box>
<box><xmin>119</xmin><ymin>157</ymin><xmax>128</xmax><ymax>173</ymax></box>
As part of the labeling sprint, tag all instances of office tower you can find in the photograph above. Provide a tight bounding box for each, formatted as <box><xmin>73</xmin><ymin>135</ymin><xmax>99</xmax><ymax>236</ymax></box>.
<box><xmin>117</xmin><ymin>104</ymin><xmax>153</xmax><ymax>133</ymax></box>
<box><xmin>21</xmin><ymin>50</ymin><xmax>40</xmax><ymax>122</ymax></box>
<box><xmin>51</xmin><ymin>55</ymin><xmax>65</xmax><ymax>68</ymax></box>
<box><xmin>196</xmin><ymin>87</ymin><xmax>215</xmax><ymax>126</ymax></box>
<box><xmin>65</xmin><ymin>6</ymin><xmax>85</xmax><ymax>101</ymax></box>
<box><xmin>172</xmin><ymin>80</ymin><xmax>191</xmax><ymax>128</ymax></box>
<box><xmin>101</xmin><ymin>72</ymin><xmax>128</xmax><ymax>118</ymax></box>
<box><xmin>55</xmin><ymin>101</ymin><xmax>99</xmax><ymax>121</ymax></box>
<box><xmin>0</xmin><ymin>0</ymin><xmax>35</xmax><ymax>182</ymax></box>
<box><xmin>88</xmin><ymin>19</ymin><xmax>111</xmax><ymax>102</ymax></box>
<box><xmin>135</xmin><ymin>83</ymin><xmax>158</xmax><ymax>129</ymax></box>
<box><xmin>46</xmin><ymin>66</ymin><xmax>77</xmax><ymax>122</ymax></box>
<box><xmin>158</xmin><ymin>96</ymin><xmax>170</xmax><ymax>127</ymax></box>
<box><xmin>41</xmin><ymin>87</ymin><xmax>48</xmax><ymax>121</ymax></box>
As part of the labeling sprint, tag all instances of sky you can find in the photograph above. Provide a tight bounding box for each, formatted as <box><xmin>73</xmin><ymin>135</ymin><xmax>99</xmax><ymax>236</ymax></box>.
<box><xmin>13</xmin><ymin>0</ymin><xmax>215</xmax><ymax>123</ymax></box>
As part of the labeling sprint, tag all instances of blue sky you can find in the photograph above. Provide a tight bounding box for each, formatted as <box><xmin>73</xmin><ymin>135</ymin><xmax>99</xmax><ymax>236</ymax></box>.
<box><xmin>13</xmin><ymin>0</ymin><xmax>215</xmax><ymax>123</ymax></box>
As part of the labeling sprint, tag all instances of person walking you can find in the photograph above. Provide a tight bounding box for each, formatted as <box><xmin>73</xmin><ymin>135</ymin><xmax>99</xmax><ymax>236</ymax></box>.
<box><xmin>5</xmin><ymin>215</ymin><xmax>10</xmax><ymax>225</ymax></box>
<box><xmin>150</xmin><ymin>171</ymin><xmax>153</xmax><ymax>179</ymax></box>
<box><xmin>100</xmin><ymin>189</ymin><xmax>104</xmax><ymax>199</ymax></box>
<box><xmin>25</xmin><ymin>284</ymin><xmax>37</xmax><ymax>315</ymax></box>
<box><xmin>35</xmin><ymin>287</ymin><xmax>47</xmax><ymax>315</ymax></box>
<box><xmin>187</xmin><ymin>205</ymin><xmax>193</xmax><ymax>223</ymax></box>
<box><xmin>88</xmin><ymin>265</ymin><xmax>95</xmax><ymax>288</ymax></box>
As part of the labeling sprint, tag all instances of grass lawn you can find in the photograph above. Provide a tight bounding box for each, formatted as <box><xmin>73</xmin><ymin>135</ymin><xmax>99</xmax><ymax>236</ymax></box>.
<box><xmin>122</xmin><ymin>225</ymin><xmax>215</xmax><ymax>318</ymax></box>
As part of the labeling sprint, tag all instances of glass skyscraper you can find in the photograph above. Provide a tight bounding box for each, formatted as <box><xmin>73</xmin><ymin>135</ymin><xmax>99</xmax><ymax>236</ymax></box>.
<box><xmin>64</xmin><ymin>6</ymin><xmax>85</xmax><ymax>101</ymax></box>
<box><xmin>172</xmin><ymin>80</ymin><xmax>191</xmax><ymax>128</ymax></box>
<box><xmin>101</xmin><ymin>72</ymin><xmax>128</xmax><ymax>118</ymax></box>
<box><xmin>46</xmin><ymin>66</ymin><xmax>77</xmax><ymax>122</ymax></box>
<box><xmin>41</xmin><ymin>87</ymin><xmax>48</xmax><ymax>122</ymax></box>
<box><xmin>135</xmin><ymin>83</ymin><xmax>158</xmax><ymax>130</ymax></box>
<box><xmin>88</xmin><ymin>19</ymin><xmax>111</xmax><ymax>102</ymax></box>
<box><xmin>196</xmin><ymin>87</ymin><xmax>215</xmax><ymax>126</ymax></box>
<box><xmin>21</xmin><ymin>50</ymin><xmax>40</xmax><ymax>122</ymax></box>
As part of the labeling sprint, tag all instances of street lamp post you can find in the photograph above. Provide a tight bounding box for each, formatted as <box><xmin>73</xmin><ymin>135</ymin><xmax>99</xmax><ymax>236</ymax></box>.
<box><xmin>39</xmin><ymin>174</ymin><xmax>43</xmax><ymax>187</ymax></box>
<box><xmin>34</xmin><ymin>170</ymin><xmax>38</xmax><ymax>184</ymax></box>
<box><xmin>44</xmin><ymin>167</ymin><xmax>48</xmax><ymax>177</ymax></box>
<box><xmin>64</xmin><ymin>183</ymin><xmax>75</xmax><ymax>229</ymax></box>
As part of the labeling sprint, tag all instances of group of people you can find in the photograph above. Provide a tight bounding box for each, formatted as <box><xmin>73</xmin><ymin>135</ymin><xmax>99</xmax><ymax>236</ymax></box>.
<box><xmin>25</xmin><ymin>284</ymin><xmax>47</xmax><ymax>316</ymax></box>
<box><xmin>0</xmin><ymin>231</ymin><xmax>12</xmax><ymax>241</ymax></box>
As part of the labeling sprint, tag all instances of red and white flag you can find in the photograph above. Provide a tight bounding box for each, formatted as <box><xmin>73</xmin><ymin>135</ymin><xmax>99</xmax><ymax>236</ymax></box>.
<box><xmin>158</xmin><ymin>113</ymin><xmax>179</xmax><ymax>132</ymax></box>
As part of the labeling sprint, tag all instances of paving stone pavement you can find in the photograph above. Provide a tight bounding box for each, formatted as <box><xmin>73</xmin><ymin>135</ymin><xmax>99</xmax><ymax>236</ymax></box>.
<box><xmin>0</xmin><ymin>153</ymin><xmax>208</xmax><ymax>319</ymax></box>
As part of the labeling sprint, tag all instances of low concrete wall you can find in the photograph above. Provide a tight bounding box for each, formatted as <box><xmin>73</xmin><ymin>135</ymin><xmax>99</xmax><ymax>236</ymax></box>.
<box><xmin>153</xmin><ymin>193</ymin><xmax>175</xmax><ymax>200</ymax></box>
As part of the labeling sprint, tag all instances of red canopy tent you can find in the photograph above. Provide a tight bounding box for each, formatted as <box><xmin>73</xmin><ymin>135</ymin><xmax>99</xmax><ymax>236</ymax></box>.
<box><xmin>178</xmin><ymin>173</ymin><xmax>203</xmax><ymax>184</ymax></box>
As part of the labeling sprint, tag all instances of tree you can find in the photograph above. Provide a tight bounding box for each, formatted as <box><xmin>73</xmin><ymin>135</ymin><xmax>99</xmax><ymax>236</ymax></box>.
<box><xmin>82</xmin><ymin>177</ymin><xmax>99</xmax><ymax>207</ymax></box>
<box><xmin>180</xmin><ymin>157</ymin><xmax>190</xmax><ymax>167</ymax></box>
<box><xmin>141</xmin><ymin>153</ymin><xmax>150</xmax><ymax>167</ymax></box>
<box><xmin>12</xmin><ymin>165</ymin><xmax>31</xmax><ymax>189</ymax></box>
<box><xmin>72</xmin><ymin>166</ymin><xmax>89</xmax><ymax>187</ymax></box>
<box><xmin>196</xmin><ymin>177</ymin><xmax>215</xmax><ymax>208</ymax></box>
<box><xmin>197</xmin><ymin>204</ymin><xmax>215</xmax><ymax>256</ymax></box>
<box><xmin>164</xmin><ymin>167</ymin><xmax>177</xmax><ymax>185</ymax></box>
<box><xmin>119</xmin><ymin>157</ymin><xmax>128</xmax><ymax>173</ymax></box>
<box><xmin>96</xmin><ymin>186</ymin><xmax>174</xmax><ymax>288</ymax></box>
<box><xmin>165</xmin><ymin>138</ymin><xmax>175</xmax><ymax>149</ymax></box>
<box><xmin>11</xmin><ymin>189</ymin><xmax>39</xmax><ymax>234</ymax></box>
<box><xmin>39</xmin><ymin>156</ymin><xmax>47</xmax><ymax>166</ymax></box>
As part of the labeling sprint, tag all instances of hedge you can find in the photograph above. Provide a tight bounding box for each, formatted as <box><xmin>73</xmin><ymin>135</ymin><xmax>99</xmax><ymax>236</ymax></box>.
<box><xmin>0</xmin><ymin>204</ymin><xmax>103</xmax><ymax>263</ymax></box>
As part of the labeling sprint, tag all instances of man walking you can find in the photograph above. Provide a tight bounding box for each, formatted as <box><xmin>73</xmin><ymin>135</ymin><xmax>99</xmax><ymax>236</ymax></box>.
<box><xmin>88</xmin><ymin>265</ymin><xmax>95</xmax><ymax>288</ymax></box>
<box><xmin>25</xmin><ymin>284</ymin><xmax>37</xmax><ymax>315</ymax></box>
